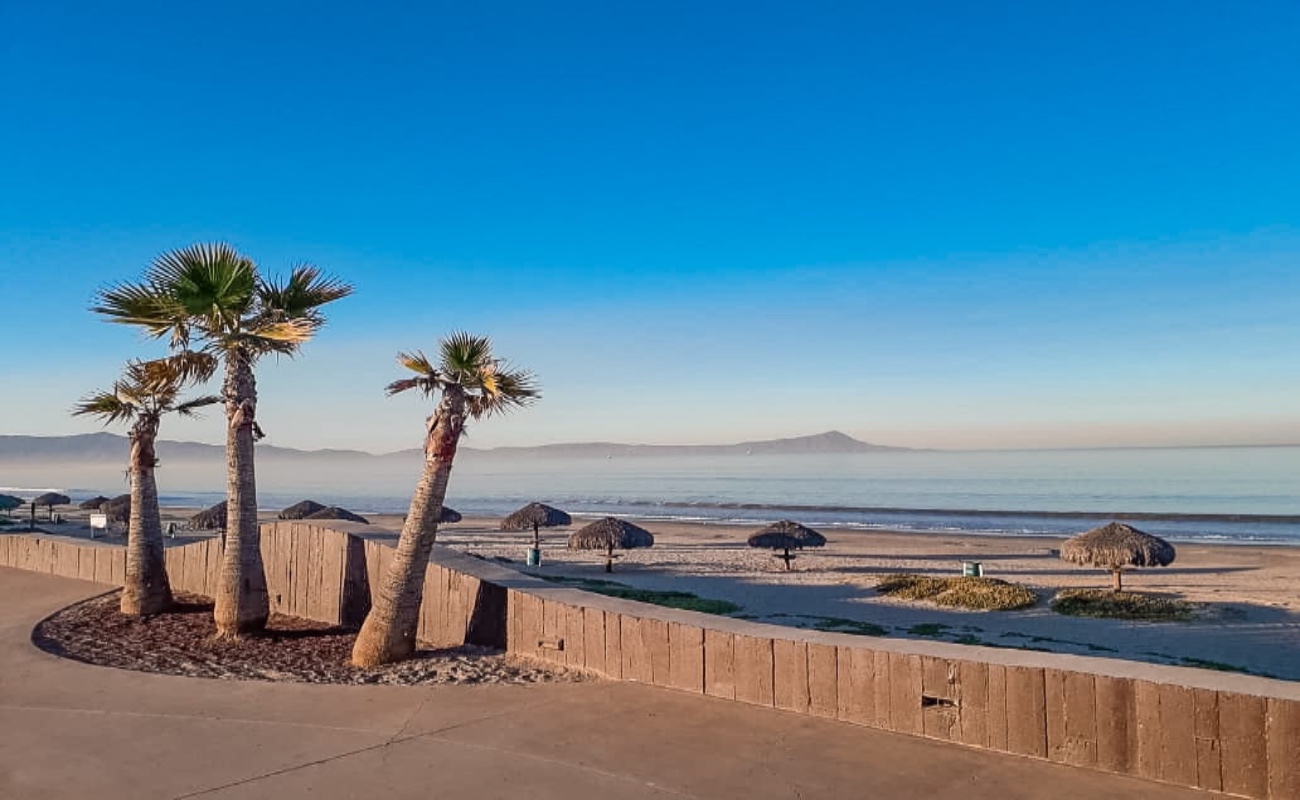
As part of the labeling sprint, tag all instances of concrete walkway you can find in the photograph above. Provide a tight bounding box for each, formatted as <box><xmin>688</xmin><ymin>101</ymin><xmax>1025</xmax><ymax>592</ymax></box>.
<box><xmin>0</xmin><ymin>567</ymin><xmax>1208</xmax><ymax>799</ymax></box>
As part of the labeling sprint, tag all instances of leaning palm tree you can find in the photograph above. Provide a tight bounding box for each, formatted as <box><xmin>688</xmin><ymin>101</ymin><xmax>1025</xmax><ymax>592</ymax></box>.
<box><xmin>352</xmin><ymin>334</ymin><xmax>538</xmax><ymax>666</ymax></box>
<box><xmin>73</xmin><ymin>353</ymin><xmax>220</xmax><ymax>615</ymax></box>
<box><xmin>92</xmin><ymin>243</ymin><xmax>352</xmax><ymax>636</ymax></box>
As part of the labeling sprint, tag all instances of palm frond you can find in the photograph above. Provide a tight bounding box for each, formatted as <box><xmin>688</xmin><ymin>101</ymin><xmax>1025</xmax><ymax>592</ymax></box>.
<box><xmin>396</xmin><ymin>350</ymin><xmax>437</xmax><ymax>377</ymax></box>
<box><xmin>91</xmin><ymin>282</ymin><xmax>189</xmax><ymax>344</ymax></box>
<box><xmin>174</xmin><ymin>394</ymin><xmax>223</xmax><ymax>417</ymax></box>
<box><xmin>385</xmin><ymin>377</ymin><xmax>433</xmax><ymax>396</ymax></box>
<box><xmin>468</xmin><ymin>365</ymin><xmax>540</xmax><ymax>419</ymax></box>
<box><xmin>439</xmin><ymin>332</ymin><xmax>493</xmax><ymax>382</ymax></box>
<box><xmin>258</xmin><ymin>264</ymin><xmax>354</xmax><ymax>317</ymax></box>
<box><xmin>72</xmin><ymin>390</ymin><xmax>138</xmax><ymax>424</ymax></box>
<box><xmin>147</xmin><ymin>243</ymin><xmax>257</xmax><ymax>337</ymax></box>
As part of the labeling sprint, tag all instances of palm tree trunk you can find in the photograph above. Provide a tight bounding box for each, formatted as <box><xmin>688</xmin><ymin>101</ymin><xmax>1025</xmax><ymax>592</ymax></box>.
<box><xmin>122</xmin><ymin>421</ymin><xmax>172</xmax><ymax>616</ymax></box>
<box><xmin>352</xmin><ymin>387</ymin><xmax>465</xmax><ymax>667</ymax></box>
<box><xmin>214</xmin><ymin>349</ymin><xmax>269</xmax><ymax>637</ymax></box>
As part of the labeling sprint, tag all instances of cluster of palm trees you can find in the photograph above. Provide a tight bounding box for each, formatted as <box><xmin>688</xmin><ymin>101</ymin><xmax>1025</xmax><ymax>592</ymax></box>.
<box><xmin>78</xmin><ymin>243</ymin><xmax>538</xmax><ymax>667</ymax></box>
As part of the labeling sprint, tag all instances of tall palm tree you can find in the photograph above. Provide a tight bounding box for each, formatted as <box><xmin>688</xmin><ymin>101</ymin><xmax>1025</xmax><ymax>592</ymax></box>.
<box><xmin>73</xmin><ymin>353</ymin><xmax>220</xmax><ymax>616</ymax></box>
<box><xmin>352</xmin><ymin>334</ymin><xmax>538</xmax><ymax>666</ymax></box>
<box><xmin>92</xmin><ymin>243</ymin><xmax>352</xmax><ymax>636</ymax></box>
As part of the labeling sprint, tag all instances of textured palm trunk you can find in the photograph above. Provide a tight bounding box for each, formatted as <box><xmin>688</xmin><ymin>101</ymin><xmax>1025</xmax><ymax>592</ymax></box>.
<box><xmin>122</xmin><ymin>418</ymin><xmax>172</xmax><ymax>616</ymax></box>
<box><xmin>352</xmin><ymin>386</ymin><xmax>465</xmax><ymax>667</ymax></box>
<box><xmin>213</xmin><ymin>349</ymin><xmax>269</xmax><ymax>637</ymax></box>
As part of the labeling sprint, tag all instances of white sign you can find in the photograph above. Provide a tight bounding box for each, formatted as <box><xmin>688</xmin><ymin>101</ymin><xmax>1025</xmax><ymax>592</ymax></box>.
<box><xmin>89</xmin><ymin>513</ymin><xmax>107</xmax><ymax>539</ymax></box>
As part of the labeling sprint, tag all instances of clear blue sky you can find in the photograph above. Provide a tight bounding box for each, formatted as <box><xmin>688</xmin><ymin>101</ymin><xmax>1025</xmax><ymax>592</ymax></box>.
<box><xmin>2</xmin><ymin>1</ymin><xmax>1297</xmax><ymax>451</ymax></box>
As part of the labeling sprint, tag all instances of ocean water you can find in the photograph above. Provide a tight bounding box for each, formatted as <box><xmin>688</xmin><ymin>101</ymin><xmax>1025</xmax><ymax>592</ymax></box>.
<box><xmin>19</xmin><ymin>446</ymin><xmax>1300</xmax><ymax>545</ymax></box>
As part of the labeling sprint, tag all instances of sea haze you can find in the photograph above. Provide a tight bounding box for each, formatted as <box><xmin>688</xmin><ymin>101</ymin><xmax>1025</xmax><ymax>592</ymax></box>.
<box><xmin>2</xmin><ymin>434</ymin><xmax>1297</xmax><ymax>545</ymax></box>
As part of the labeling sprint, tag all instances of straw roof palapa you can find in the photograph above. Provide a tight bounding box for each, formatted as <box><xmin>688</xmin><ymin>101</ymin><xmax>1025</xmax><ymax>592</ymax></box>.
<box><xmin>439</xmin><ymin>506</ymin><xmax>463</xmax><ymax>523</ymax></box>
<box><xmin>1060</xmin><ymin>522</ymin><xmax>1176</xmax><ymax>569</ymax></box>
<box><xmin>1060</xmin><ymin>522</ymin><xmax>1176</xmax><ymax>591</ymax></box>
<box><xmin>0</xmin><ymin>494</ymin><xmax>24</xmax><ymax>512</ymax></box>
<box><xmin>501</xmin><ymin>502</ymin><xmax>572</xmax><ymax>531</ymax></box>
<box><xmin>102</xmin><ymin>494</ymin><xmax>131</xmax><ymax>524</ymax></box>
<box><xmin>567</xmin><ymin>517</ymin><xmax>655</xmax><ymax>550</ymax></box>
<box><xmin>278</xmin><ymin>500</ymin><xmax>326</xmax><ymax>520</ymax></box>
<box><xmin>747</xmin><ymin>520</ymin><xmax>827</xmax><ymax>551</ymax></box>
<box><xmin>79</xmin><ymin>495</ymin><xmax>110</xmax><ymax>510</ymax></box>
<box><xmin>188</xmin><ymin>501</ymin><xmax>228</xmax><ymax>531</ymax></box>
<box><xmin>32</xmin><ymin>492</ymin><xmax>71</xmax><ymax>509</ymax></box>
<box><xmin>304</xmin><ymin>506</ymin><xmax>369</xmax><ymax>524</ymax></box>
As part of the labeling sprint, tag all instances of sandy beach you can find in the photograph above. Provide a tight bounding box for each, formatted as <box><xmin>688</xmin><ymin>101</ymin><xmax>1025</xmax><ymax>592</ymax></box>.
<box><xmin>23</xmin><ymin>507</ymin><xmax>1300</xmax><ymax>682</ymax></box>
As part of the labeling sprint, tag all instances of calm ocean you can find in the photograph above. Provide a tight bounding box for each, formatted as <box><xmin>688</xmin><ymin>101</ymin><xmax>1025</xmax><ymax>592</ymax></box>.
<box><xmin>120</xmin><ymin>445</ymin><xmax>1300</xmax><ymax>546</ymax></box>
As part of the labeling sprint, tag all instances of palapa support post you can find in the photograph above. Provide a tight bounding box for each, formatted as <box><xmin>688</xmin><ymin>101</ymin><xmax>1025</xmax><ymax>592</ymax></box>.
<box><xmin>1112</xmin><ymin>567</ymin><xmax>1123</xmax><ymax>592</ymax></box>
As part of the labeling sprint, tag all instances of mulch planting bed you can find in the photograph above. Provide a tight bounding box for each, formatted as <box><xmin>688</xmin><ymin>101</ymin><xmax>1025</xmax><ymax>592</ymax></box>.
<box><xmin>33</xmin><ymin>591</ymin><xmax>584</xmax><ymax>685</ymax></box>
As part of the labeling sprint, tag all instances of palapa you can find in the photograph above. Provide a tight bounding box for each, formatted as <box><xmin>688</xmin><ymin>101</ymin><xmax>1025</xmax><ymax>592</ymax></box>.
<box><xmin>439</xmin><ymin>506</ymin><xmax>463</xmax><ymax>524</ymax></box>
<box><xmin>304</xmin><ymin>506</ymin><xmax>370</xmax><ymax>524</ymax></box>
<box><xmin>102</xmin><ymin>494</ymin><xmax>131</xmax><ymax>524</ymax></box>
<box><xmin>79</xmin><ymin>495</ymin><xmax>111</xmax><ymax>510</ymax></box>
<box><xmin>500</xmin><ymin>502</ymin><xmax>572</xmax><ymax>531</ymax></box>
<box><xmin>188</xmin><ymin>501</ymin><xmax>228</xmax><ymax>531</ymax></box>
<box><xmin>502</xmin><ymin>501</ymin><xmax>572</xmax><ymax>549</ymax></box>
<box><xmin>0</xmin><ymin>494</ymin><xmax>24</xmax><ymax>514</ymax></box>
<box><xmin>747</xmin><ymin>519</ymin><xmax>827</xmax><ymax>570</ymax></box>
<box><xmin>1060</xmin><ymin>521</ymin><xmax>1176</xmax><ymax>591</ymax></box>
<box><xmin>278</xmin><ymin>500</ymin><xmax>327</xmax><ymax>520</ymax></box>
<box><xmin>568</xmin><ymin>516</ymin><xmax>654</xmax><ymax>572</ymax></box>
<box><xmin>31</xmin><ymin>492</ymin><xmax>71</xmax><ymax>521</ymax></box>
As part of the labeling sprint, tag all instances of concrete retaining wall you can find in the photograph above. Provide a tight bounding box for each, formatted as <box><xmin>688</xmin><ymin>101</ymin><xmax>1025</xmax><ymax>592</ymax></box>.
<box><xmin>2</xmin><ymin>527</ymin><xmax>1296</xmax><ymax>798</ymax></box>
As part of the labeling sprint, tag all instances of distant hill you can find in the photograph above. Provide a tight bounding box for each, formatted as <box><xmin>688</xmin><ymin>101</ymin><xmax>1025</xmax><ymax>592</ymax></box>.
<box><xmin>0</xmin><ymin>430</ymin><xmax>909</xmax><ymax>463</ymax></box>
<box><xmin>475</xmin><ymin>430</ymin><xmax>910</xmax><ymax>458</ymax></box>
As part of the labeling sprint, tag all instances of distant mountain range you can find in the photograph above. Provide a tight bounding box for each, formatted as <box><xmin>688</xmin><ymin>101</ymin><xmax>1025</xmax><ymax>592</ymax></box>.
<box><xmin>0</xmin><ymin>430</ymin><xmax>909</xmax><ymax>463</ymax></box>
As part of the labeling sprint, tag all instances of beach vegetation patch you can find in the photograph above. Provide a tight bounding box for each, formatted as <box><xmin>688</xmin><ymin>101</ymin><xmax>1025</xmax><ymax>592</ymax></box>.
<box><xmin>807</xmin><ymin>616</ymin><xmax>889</xmax><ymax>636</ymax></box>
<box><xmin>907</xmin><ymin>622</ymin><xmax>950</xmax><ymax>636</ymax></box>
<box><xmin>876</xmin><ymin>574</ymin><xmax>1038</xmax><ymax>611</ymax></box>
<box><xmin>540</xmin><ymin>576</ymin><xmax>741</xmax><ymax>615</ymax></box>
<box><xmin>1050</xmin><ymin>589</ymin><xmax>1193</xmax><ymax>621</ymax></box>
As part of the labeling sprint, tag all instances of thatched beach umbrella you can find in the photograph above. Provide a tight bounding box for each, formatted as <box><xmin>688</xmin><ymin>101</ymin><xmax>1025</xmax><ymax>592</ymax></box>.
<box><xmin>102</xmin><ymin>494</ymin><xmax>131</xmax><ymax>525</ymax></box>
<box><xmin>0</xmin><ymin>494</ymin><xmax>23</xmax><ymax>517</ymax></box>
<box><xmin>79</xmin><ymin>495</ymin><xmax>110</xmax><ymax>510</ymax></box>
<box><xmin>1060</xmin><ymin>522</ymin><xmax>1176</xmax><ymax>592</ymax></box>
<box><xmin>278</xmin><ymin>499</ymin><xmax>326</xmax><ymax>520</ymax></box>
<box><xmin>188</xmin><ymin>501</ymin><xmax>228</xmax><ymax>531</ymax></box>
<box><xmin>439</xmin><ymin>506</ymin><xmax>463</xmax><ymax>524</ymax></box>
<box><xmin>568</xmin><ymin>516</ymin><xmax>654</xmax><ymax>573</ymax></box>
<box><xmin>748</xmin><ymin>519</ymin><xmax>827</xmax><ymax>570</ymax></box>
<box><xmin>32</xmin><ymin>492</ymin><xmax>71</xmax><ymax>521</ymax></box>
<box><xmin>304</xmin><ymin>506</ymin><xmax>369</xmax><ymax>524</ymax></box>
<box><xmin>502</xmin><ymin>502</ymin><xmax>572</xmax><ymax>549</ymax></box>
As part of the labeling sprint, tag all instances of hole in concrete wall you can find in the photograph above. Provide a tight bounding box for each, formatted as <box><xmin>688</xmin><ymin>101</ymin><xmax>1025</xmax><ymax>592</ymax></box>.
<box><xmin>921</xmin><ymin>695</ymin><xmax>957</xmax><ymax>708</ymax></box>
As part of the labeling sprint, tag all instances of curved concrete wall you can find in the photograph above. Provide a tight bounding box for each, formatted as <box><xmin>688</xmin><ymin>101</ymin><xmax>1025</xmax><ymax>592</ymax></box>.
<box><xmin>2</xmin><ymin>525</ymin><xmax>1296</xmax><ymax>799</ymax></box>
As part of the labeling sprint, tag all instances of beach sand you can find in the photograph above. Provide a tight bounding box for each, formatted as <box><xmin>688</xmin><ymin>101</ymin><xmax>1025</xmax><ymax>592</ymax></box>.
<box><xmin>26</xmin><ymin>508</ymin><xmax>1300</xmax><ymax>681</ymax></box>
<box><xmin>429</xmin><ymin>515</ymin><xmax>1300</xmax><ymax>681</ymax></box>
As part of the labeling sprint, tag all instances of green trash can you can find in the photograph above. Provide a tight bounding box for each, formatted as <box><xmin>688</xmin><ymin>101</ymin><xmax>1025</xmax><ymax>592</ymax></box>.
<box><xmin>526</xmin><ymin>547</ymin><xmax>542</xmax><ymax>567</ymax></box>
<box><xmin>961</xmin><ymin>561</ymin><xmax>983</xmax><ymax>577</ymax></box>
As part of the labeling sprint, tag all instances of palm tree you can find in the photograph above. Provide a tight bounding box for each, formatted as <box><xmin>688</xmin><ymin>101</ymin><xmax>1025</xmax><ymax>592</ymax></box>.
<box><xmin>73</xmin><ymin>353</ymin><xmax>220</xmax><ymax>616</ymax></box>
<box><xmin>92</xmin><ymin>243</ymin><xmax>352</xmax><ymax>636</ymax></box>
<box><xmin>352</xmin><ymin>334</ymin><xmax>538</xmax><ymax>667</ymax></box>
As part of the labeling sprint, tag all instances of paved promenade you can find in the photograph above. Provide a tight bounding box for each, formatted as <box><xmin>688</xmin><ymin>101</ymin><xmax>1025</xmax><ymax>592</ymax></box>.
<box><xmin>0</xmin><ymin>567</ymin><xmax>1207</xmax><ymax>799</ymax></box>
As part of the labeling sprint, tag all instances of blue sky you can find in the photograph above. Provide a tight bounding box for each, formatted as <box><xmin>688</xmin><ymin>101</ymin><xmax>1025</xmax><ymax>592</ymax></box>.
<box><xmin>2</xmin><ymin>1</ymin><xmax>1297</xmax><ymax>451</ymax></box>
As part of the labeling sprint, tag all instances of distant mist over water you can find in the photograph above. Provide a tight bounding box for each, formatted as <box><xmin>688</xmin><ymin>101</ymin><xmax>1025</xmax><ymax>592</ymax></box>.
<box><xmin>4</xmin><ymin>446</ymin><xmax>1298</xmax><ymax>545</ymax></box>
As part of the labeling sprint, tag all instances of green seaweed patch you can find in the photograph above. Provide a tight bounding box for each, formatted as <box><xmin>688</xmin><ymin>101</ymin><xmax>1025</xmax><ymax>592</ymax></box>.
<box><xmin>876</xmin><ymin>574</ymin><xmax>1038</xmax><ymax>611</ymax></box>
<box><xmin>1000</xmin><ymin>631</ymin><xmax>1118</xmax><ymax>653</ymax></box>
<box><xmin>906</xmin><ymin>622</ymin><xmax>951</xmax><ymax>636</ymax></box>
<box><xmin>1051</xmin><ymin>589</ymin><xmax>1193</xmax><ymax>621</ymax></box>
<box><xmin>539</xmin><ymin>575</ymin><xmax>741</xmax><ymax>615</ymax></box>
